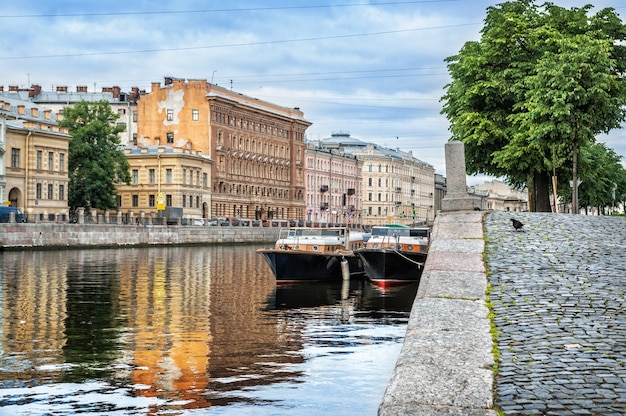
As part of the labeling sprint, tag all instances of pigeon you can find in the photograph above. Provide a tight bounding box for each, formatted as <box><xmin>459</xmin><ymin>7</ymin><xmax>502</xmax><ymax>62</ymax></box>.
<box><xmin>510</xmin><ymin>218</ymin><xmax>524</xmax><ymax>231</ymax></box>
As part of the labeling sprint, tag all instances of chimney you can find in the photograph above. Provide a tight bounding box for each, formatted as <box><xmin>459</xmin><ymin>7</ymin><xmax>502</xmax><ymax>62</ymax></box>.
<box><xmin>9</xmin><ymin>85</ymin><xmax>19</xmax><ymax>92</ymax></box>
<box><xmin>151</xmin><ymin>82</ymin><xmax>161</xmax><ymax>93</ymax></box>
<box><xmin>112</xmin><ymin>86</ymin><xmax>120</xmax><ymax>99</ymax></box>
<box><xmin>0</xmin><ymin>86</ymin><xmax>4</xmax><ymax>92</ymax></box>
<box><xmin>30</xmin><ymin>107</ymin><xmax>39</xmax><ymax>117</ymax></box>
<box><xmin>76</xmin><ymin>85</ymin><xmax>88</xmax><ymax>92</ymax></box>
<box><xmin>164</xmin><ymin>77</ymin><xmax>174</xmax><ymax>85</ymax></box>
<box><xmin>56</xmin><ymin>86</ymin><xmax>68</xmax><ymax>92</ymax></box>
<box><xmin>30</xmin><ymin>84</ymin><xmax>42</xmax><ymax>98</ymax></box>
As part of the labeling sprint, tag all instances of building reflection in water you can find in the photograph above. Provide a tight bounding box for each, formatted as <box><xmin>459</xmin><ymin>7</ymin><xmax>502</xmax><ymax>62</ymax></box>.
<box><xmin>0</xmin><ymin>245</ymin><xmax>416</xmax><ymax>413</ymax></box>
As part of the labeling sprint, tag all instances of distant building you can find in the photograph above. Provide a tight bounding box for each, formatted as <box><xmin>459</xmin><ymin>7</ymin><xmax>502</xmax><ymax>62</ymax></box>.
<box><xmin>311</xmin><ymin>132</ymin><xmax>436</xmax><ymax>226</ymax></box>
<box><xmin>117</xmin><ymin>145</ymin><xmax>213</xmax><ymax>222</ymax></box>
<box><xmin>137</xmin><ymin>77</ymin><xmax>311</xmax><ymax>220</ymax></box>
<box><xmin>0</xmin><ymin>97</ymin><xmax>70</xmax><ymax>221</ymax></box>
<box><xmin>0</xmin><ymin>84</ymin><xmax>142</xmax><ymax>146</ymax></box>
<box><xmin>470</xmin><ymin>180</ymin><xmax>528</xmax><ymax>212</ymax></box>
<box><xmin>305</xmin><ymin>143</ymin><xmax>363</xmax><ymax>225</ymax></box>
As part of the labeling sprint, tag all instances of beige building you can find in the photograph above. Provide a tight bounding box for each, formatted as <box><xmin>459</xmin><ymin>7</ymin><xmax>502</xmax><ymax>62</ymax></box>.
<box><xmin>470</xmin><ymin>180</ymin><xmax>528</xmax><ymax>212</ymax></box>
<box><xmin>137</xmin><ymin>77</ymin><xmax>311</xmax><ymax>220</ymax></box>
<box><xmin>313</xmin><ymin>132</ymin><xmax>436</xmax><ymax>226</ymax></box>
<box><xmin>305</xmin><ymin>144</ymin><xmax>363</xmax><ymax>225</ymax></box>
<box><xmin>0</xmin><ymin>98</ymin><xmax>70</xmax><ymax>221</ymax></box>
<box><xmin>116</xmin><ymin>145</ymin><xmax>213</xmax><ymax>222</ymax></box>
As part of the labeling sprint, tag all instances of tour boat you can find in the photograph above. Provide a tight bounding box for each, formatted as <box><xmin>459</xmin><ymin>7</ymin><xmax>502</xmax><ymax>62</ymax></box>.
<box><xmin>257</xmin><ymin>227</ymin><xmax>366</xmax><ymax>283</ymax></box>
<box><xmin>354</xmin><ymin>224</ymin><xmax>429</xmax><ymax>287</ymax></box>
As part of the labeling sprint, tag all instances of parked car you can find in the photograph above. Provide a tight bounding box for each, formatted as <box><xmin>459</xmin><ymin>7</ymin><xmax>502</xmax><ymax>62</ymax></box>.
<box><xmin>230</xmin><ymin>217</ymin><xmax>241</xmax><ymax>226</ymax></box>
<box><xmin>251</xmin><ymin>219</ymin><xmax>261</xmax><ymax>227</ymax></box>
<box><xmin>207</xmin><ymin>218</ymin><xmax>218</xmax><ymax>226</ymax></box>
<box><xmin>192</xmin><ymin>218</ymin><xmax>205</xmax><ymax>226</ymax></box>
<box><xmin>218</xmin><ymin>217</ymin><xmax>230</xmax><ymax>226</ymax></box>
<box><xmin>0</xmin><ymin>206</ymin><xmax>26</xmax><ymax>223</ymax></box>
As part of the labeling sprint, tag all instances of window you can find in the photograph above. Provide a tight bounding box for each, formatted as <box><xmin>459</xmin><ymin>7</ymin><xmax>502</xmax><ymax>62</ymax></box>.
<box><xmin>149</xmin><ymin>195</ymin><xmax>155</xmax><ymax>207</ymax></box>
<box><xmin>48</xmin><ymin>152</ymin><xmax>54</xmax><ymax>171</ymax></box>
<box><xmin>149</xmin><ymin>169</ymin><xmax>155</xmax><ymax>184</ymax></box>
<box><xmin>11</xmin><ymin>148</ymin><xmax>19</xmax><ymax>168</ymax></box>
<box><xmin>59</xmin><ymin>153</ymin><xmax>65</xmax><ymax>172</ymax></box>
<box><xmin>166</xmin><ymin>194</ymin><xmax>172</xmax><ymax>206</ymax></box>
<box><xmin>368</xmin><ymin>178</ymin><xmax>372</xmax><ymax>186</ymax></box>
<box><xmin>36</xmin><ymin>151</ymin><xmax>42</xmax><ymax>170</ymax></box>
<box><xmin>117</xmin><ymin>122</ymin><xmax>127</xmax><ymax>131</ymax></box>
<box><xmin>167</xmin><ymin>109</ymin><xmax>174</xmax><ymax>121</ymax></box>
<box><xmin>368</xmin><ymin>192</ymin><xmax>372</xmax><ymax>201</ymax></box>
<box><xmin>59</xmin><ymin>185</ymin><xmax>64</xmax><ymax>201</ymax></box>
<box><xmin>133</xmin><ymin>111</ymin><xmax>138</xmax><ymax>122</ymax></box>
<box><xmin>48</xmin><ymin>184</ymin><xmax>53</xmax><ymax>199</ymax></box>
<box><xmin>36</xmin><ymin>183</ymin><xmax>42</xmax><ymax>199</ymax></box>
<box><xmin>166</xmin><ymin>169</ymin><xmax>172</xmax><ymax>184</ymax></box>
<box><xmin>203</xmin><ymin>173</ymin><xmax>207</xmax><ymax>188</ymax></box>
<box><xmin>182</xmin><ymin>169</ymin><xmax>186</xmax><ymax>185</ymax></box>
<box><xmin>132</xmin><ymin>195</ymin><xmax>138</xmax><ymax>207</ymax></box>
<box><xmin>192</xmin><ymin>109</ymin><xmax>199</xmax><ymax>121</ymax></box>
<box><xmin>167</xmin><ymin>132</ymin><xmax>174</xmax><ymax>144</ymax></box>
<box><xmin>182</xmin><ymin>195</ymin><xmax>186</xmax><ymax>208</ymax></box>
<box><xmin>132</xmin><ymin>169</ymin><xmax>139</xmax><ymax>184</ymax></box>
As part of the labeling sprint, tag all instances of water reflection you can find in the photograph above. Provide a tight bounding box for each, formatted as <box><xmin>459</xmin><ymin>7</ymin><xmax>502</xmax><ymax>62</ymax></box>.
<box><xmin>0</xmin><ymin>245</ymin><xmax>416</xmax><ymax>415</ymax></box>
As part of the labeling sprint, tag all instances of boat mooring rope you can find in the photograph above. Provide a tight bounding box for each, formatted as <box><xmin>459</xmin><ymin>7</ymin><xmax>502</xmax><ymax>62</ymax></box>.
<box><xmin>392</xmin><ymin>249</ymin><xmax>424</xmax><ymax>269</ymax></box>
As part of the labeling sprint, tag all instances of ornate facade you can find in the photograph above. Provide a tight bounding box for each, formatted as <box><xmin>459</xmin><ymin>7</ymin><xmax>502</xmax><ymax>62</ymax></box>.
<box><xmin>313</xmin><ymin>132</ymin><xmax>436</xmax><ymax>226</ymax></box>
<box><xmin>0</xmin><ymin>98</ymin><xmax>70</xmax><ymax>221</ymax></box>
<box><xmin>304</xmin><ymin>144</ymin><xmax>363</xmax><ymax>225</ymax></box>
<box><xmin>137</xmin><ymin>78</ymin><xmax>311</xmax><ymax>220</ymax></box>
<box><xmin>116</xmin><ymin>145</ymin><xmax>213</xmax><ymax>221</ymax></box>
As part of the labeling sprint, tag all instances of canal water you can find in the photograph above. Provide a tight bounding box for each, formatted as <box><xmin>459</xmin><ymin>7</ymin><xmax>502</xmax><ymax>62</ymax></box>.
<box><xmin>0</xmin><ymin>245</ymin><xmax>417</xmax><ymax>415</ymax></box>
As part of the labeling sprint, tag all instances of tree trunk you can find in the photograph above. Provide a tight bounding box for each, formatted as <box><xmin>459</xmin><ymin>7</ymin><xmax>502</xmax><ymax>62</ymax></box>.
<box><xmin>530</xmin><ymin>171</ymin><xmax>552</xmax><ymax>212</ymax></box>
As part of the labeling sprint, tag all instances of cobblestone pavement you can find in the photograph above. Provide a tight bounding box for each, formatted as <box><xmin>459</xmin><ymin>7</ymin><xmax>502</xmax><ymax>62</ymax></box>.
<box><xmin>485</xmin><ymin>212</ymin><xmax>626</xmax><ymax>416</ymax></box>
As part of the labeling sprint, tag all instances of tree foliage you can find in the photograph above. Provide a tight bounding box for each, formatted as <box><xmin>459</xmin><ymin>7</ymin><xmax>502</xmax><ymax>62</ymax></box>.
<box><xmin>59</xmin><ymin>100</ymin><xmax>131</xmax><ymax>211</ymax></box>
<box><xmin>441</xmin><ymin>0</ymin><xmax>626</xmax><ymax>212</ymax></box>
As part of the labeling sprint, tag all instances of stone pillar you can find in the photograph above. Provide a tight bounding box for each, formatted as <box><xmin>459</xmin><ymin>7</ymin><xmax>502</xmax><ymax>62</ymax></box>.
<box><xmin>104</xmin><ymin>210</ymin><xmax>110</xmax><ymax>224</ymax></box>
<box><xmin>441</xmin><ymin>141</ymin><xmax>480</xmax><ymax>211</ymax></box>
<box><xmin>117</xmin><ymin>210</ymin><xmax>123</xmax><ymax>225</ymax></box>
<box><xmin>77</xmin><ymin>207</ymin><xmax>85</xmax><ymax>224</ymax></box>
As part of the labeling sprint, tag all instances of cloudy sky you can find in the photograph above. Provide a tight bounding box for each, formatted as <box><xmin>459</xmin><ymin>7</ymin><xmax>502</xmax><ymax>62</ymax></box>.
<box><xmin>1</xmin><ymin>0</ymin><xmax>625</xmax><ymax>183</ymax></box>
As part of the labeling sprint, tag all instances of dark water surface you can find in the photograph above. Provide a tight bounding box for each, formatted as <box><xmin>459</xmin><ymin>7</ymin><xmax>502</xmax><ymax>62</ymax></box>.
<box><xmin>0</xmin><ymin>245</ymin><xmax>417</xmax><ymax>415</ymax></box>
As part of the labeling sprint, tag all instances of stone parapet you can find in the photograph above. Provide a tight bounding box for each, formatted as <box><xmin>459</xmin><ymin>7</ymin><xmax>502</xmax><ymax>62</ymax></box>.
<box><xmin>0</xmin><ymin>223</ymin><xmax>280</xmax><ymax>250</ymax></box>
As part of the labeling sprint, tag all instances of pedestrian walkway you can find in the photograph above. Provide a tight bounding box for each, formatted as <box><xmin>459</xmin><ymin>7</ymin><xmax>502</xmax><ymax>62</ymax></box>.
<box><xmin>486</xmin><ymin>212</ymin><xmax>626</xmax><ymax>415</ymax></box>
<box><xmin>379</xmin><ymin>210</ymin><xmax>626</xmax><ymax>416</ymax></box>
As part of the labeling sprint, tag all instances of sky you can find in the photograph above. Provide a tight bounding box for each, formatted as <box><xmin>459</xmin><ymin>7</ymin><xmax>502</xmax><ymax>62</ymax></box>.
<box><xmin>1</xmin><ymin>0</ymin><xmax>625</xmax><ymax>185</ymax></box>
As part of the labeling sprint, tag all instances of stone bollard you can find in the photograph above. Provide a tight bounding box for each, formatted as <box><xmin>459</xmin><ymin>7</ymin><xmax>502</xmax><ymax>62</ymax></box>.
<box><xmin>77</xmin><ymin>207</ymin><xmax>85</xmax><ymax>224</ymax></box>
<box><xmin>441</xmin><ymin>141</ymin><xmax>481</xmax><ymax>211</ymax></box>
<box><xmin>117</xmin><ymin>211</ymin><xmax>122</xmax><ymax>225</ymax></box>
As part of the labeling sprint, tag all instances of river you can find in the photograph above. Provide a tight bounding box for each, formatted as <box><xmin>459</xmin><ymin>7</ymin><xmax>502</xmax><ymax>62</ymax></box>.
<box><xmin>0</xmin><ymin>244</ymin><xmax>417</xmax><ymax>415</ymax></box>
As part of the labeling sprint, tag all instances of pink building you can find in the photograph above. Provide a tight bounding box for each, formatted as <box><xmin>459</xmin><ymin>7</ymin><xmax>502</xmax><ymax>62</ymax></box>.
<box><xmin>305</xmin><ymin>144</ymin><xmax>363</xmax><ymax>226</ymax></box>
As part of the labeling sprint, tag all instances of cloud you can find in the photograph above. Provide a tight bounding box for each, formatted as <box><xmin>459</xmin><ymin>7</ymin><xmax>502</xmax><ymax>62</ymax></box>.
<box><xmin>1</xmin><ymin>0</ymin><xmax>625</xmax><ymax>178</ymax></box>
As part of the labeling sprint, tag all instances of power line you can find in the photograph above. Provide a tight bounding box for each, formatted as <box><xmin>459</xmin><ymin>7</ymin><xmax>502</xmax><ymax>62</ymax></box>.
<box><xmin>0</xmin><ymin>1</ymin><xmax>460</xmax><ymax>19</ymax></box>
<box><xmin>0</xmin><ymin>23</ymin><xmax>479</xmax><ymax>60</ymax></box>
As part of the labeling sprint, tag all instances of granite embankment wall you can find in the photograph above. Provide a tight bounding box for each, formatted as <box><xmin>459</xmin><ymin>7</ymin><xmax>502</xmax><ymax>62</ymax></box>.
<box><xmin>0</xmin><ymin>223</ymin><xmax>280</xmax><ymax>250</ymax></box>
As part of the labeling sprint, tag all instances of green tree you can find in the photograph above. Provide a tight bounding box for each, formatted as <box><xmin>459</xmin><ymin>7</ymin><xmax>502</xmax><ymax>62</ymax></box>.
<box><xmin>561</xmin><ymin>142</ymin><xmax>626</xmax><ymax>214</ymax></box>
<box><xmin>441</xmin><ymin>0</ymin><xmax>626</xmax><ymax>212</ymax></box>
<box><xmin>59</xmin><ymin>100</ymin><xmax>131</xmax><ymax>211</ymax></box>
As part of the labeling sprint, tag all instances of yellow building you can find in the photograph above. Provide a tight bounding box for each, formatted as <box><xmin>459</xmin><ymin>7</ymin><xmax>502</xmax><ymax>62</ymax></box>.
<box><xmin>137</xmin><ymin>77</ymin><xmax>311</xmax><ymax>220</ymax></box>
<box><xmin>116</xmin><ymin>145</ymin><xmax>213</xmax><ymax>222</ymax></box>
<box><xmin>1</xmin><ymin>98</ymin><xmax>70</xmax><ymax>221</ymax></box>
